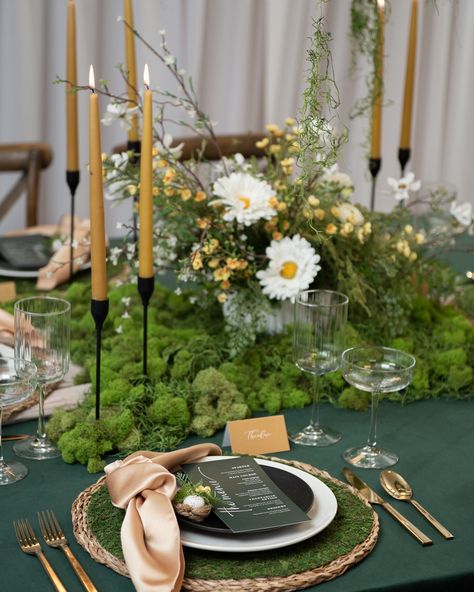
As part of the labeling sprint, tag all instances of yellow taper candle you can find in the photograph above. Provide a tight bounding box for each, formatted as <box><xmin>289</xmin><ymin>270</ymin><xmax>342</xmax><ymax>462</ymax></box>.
<box><xmin>139</xmin><ymin>64</ymin><xmax>154</xmax><ymax>278</ymax></box>
<box><xmin>88</xmin><ymin>66</ymin><xmax>108</xmax><ymax>301</ymax></box>
<box><xmin>124</xmin><ymin>0</ymin><xmax>139</xmax><ymax>142</ymax></box>
<box><xmin>400</xmin><ymin>0</ymin><xmax>418</xmax><ymax>149</ymax></box>
<box><xmin>370</xmin><ymin>0</ymin><xmax>385</xmax><ymax>160</ymax></box>
<box><xmin>66</xmin><ymin>0</ymin><xmax>79</xmax><ymax>171</ymax></box>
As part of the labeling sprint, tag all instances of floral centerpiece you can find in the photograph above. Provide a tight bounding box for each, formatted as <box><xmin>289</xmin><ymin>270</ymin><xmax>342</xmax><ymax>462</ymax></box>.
<box><xmin>48</xmin><ymin>9</ymin><xmax>474</xmax><ymax>472</ymax></box>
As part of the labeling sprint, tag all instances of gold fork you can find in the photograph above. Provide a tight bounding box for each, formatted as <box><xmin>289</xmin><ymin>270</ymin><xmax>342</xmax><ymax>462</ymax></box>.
<box><xmin>38</xmin><ymin>510</ymin><xmax>98</xmax><ymax>592</ymax></box>
<box><xmin>13</xmin><ymin>518</ymin><xmax>67</xmax><ymax>592</ymax></box>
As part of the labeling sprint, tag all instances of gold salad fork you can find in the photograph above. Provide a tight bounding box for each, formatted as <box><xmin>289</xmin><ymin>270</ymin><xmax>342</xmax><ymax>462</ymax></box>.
<box><xmin>38</xmin><ymin>510</ymin><xmax>98</xmax><ymax>592</ymax></box>
<box><xmin>13</xmin><ymin>518</ymin><xmax>67</xmax><ymax>592</ymax></box>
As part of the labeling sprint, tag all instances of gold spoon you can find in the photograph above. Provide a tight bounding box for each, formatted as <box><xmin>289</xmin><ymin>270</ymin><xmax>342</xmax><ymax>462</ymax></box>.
<box><xmin>380</xmin><ymin>470</ymin><xmax>454</xmax><ymax>540</ymax></box>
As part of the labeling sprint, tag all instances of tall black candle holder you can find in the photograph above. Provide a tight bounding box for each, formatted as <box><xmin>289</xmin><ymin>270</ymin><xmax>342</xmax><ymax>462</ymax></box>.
<box><xmin>398</xmin><ymin>148</ymin><xmax>410</xmax><ymax>176</ymax></box>
<box><xmin>66</xmin><ymin>170</ymin><xmax>80</xmax><ymax>281</ymax></box>
<box><xmin>369</xmin><ymin>157</ymin><xmax>382</xmax><ymax>212</ymax></box>
<box><xmin>127</xmin><ymin>140</ymin><xmax>141</xmax><ymax>243</ymax></box>
<box><xmin>91</xmin><ymin>299</ymin><xmax>109</xmax><ymax>420</ymax></box>
<box><xmin>137</xmin><ymin>276</ymin><xmax>155</xmax><ymax>376</ymax></box>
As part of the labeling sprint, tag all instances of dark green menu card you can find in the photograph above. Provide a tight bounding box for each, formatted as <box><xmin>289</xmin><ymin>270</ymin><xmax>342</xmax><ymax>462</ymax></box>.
<box><xmin>181</xmin><ymin>456</ymin><xmax>311</xmax><ymax>533</ymax></box>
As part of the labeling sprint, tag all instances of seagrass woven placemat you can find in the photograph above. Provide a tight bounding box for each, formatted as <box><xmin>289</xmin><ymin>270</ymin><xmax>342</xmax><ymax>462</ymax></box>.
<box><xmin>72</xmin><ymin>456</ymin><xmax>379</xmax><ymax>591</ymax></box>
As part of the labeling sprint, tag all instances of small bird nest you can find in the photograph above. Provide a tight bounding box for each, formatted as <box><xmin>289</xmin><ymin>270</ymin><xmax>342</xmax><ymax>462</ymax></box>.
<box><xmin>174</xmin><ymin>502</ymin><xmax>212</xmax><ymax>522</ymax></box>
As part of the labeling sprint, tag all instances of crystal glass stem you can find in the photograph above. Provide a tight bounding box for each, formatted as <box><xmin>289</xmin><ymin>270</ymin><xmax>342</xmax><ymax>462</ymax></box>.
<box><xmin>36</xmin><ymin>383</ymin><xmax>47</xmax><ymax>445</ymax></box>
<box><xmin>0</xmin><ymin>405</ymin><xmax>4</xmax><ymax>467</ymax></box>
<box><xmin>367</xmin><ymin>390</ymin><xmax>380</xmax><ymax>450</ymax></box>
<box><xmin>309</xmin><ymin>373</ymin><xmax>321</xmax><ymax>429</ymax></box>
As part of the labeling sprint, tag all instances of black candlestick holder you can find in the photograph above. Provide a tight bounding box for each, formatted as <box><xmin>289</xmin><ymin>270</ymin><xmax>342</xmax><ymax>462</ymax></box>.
<box><xmin>91</xmin><ymin>299</ymin><xmax>109</xmax><ymax>420</ymax></box>
<box><xmin>369</xmin><ymin>158</ymin><xmax>382</xmax><ymax>211</ymax></box>
<box><xmin>398</xmin><ymin>148</ymin><xmax>410</xmax><ymax>176</ymax></box>
<box><xmin>127</xmin><ymin>140</ymin><xmax>141</xmax><ymax>243</ymax></box>
<box><xmin>66</xmin><ymin>170</ymin><xmax>80</xmax><ymax>281</ymax></box>
<box><xmin>137</xmin><ymin>276</ymin><xmax>155</xmax><ymax>376</ymax></box>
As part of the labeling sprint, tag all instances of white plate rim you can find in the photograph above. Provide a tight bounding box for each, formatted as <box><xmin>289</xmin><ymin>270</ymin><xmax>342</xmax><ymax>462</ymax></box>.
<box><xmin>179</xmin><ymin>456</ymin><xmax>338</xmax><ymax>553</ymax></box>
<box><xmin>0</xmin><ymin>261</ymin><xmax>91</xmax><ymax>278</ymax></box>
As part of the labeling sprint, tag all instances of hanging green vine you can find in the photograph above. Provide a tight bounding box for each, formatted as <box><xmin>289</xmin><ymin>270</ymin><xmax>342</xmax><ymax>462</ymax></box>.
<box><xmin>299</xmin><ymin>2</ymin><xmax>347</xmax><ymax>191</ymax></box>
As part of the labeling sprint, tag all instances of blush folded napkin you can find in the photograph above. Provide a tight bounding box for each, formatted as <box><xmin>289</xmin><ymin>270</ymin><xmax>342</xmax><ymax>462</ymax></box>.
<box><xmin>105</xmin><ymin>443</ymin><xmax>222</xmax><ymax>592</ymax></box>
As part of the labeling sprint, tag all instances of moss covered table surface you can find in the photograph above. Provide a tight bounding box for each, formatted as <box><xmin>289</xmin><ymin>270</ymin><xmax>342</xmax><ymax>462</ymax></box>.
<box><xmin>1</xmin><ymin>398</ymin><xmax>474</xmax><ymax>592</ymax></box>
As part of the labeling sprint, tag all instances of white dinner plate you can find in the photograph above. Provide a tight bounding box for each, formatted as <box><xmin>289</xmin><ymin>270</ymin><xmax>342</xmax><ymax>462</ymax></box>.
<box><xmin>180</xmin><ymin>456</ymin><xmax>338</xmax><ymax>553</ymax></box>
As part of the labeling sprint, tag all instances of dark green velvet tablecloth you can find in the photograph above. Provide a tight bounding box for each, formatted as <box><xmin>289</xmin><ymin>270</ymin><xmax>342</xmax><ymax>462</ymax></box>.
<box><xmin>1</xmin><ymin>398</ymin><xmax>473</xmax><ymax>592</ymax></box>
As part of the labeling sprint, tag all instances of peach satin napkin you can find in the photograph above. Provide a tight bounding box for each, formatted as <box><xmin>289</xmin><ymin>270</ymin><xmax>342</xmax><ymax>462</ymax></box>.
<box><xmin>105</xmin><ymin>443</ymin><xmax>222</xmax><ymax>592</ymax></box>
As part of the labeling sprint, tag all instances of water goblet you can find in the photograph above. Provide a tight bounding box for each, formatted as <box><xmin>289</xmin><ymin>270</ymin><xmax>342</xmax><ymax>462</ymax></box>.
<box><xmin>289</xmin><ymin>289</ymin><xmax>349</xmax><ymax>446</ymax></box>
<box><xmin>13</xmin><ymin>297</ymin><xmax>71</xmax><ymax>460</ymax></box>
<box><xmin>0</xmin><ymin>356</ymin><xmax>37</xmax><ymax>485</ymax></box>
<box><xmin>342</xmin><ymin>346</ymin><xmax>416</xmax><ymax>469</ymax></box>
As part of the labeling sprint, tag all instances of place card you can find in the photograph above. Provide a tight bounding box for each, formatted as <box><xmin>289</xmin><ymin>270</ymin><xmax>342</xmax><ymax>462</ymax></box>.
<box><xmin>182</xmin><ymin>456</ymin><xmax>310</xmax><ymax>533</ymax></box>
<box><xmin>224</xmin><ymin>415</ymin><xmax>290</xmax><ymax>455</ymax></box>
<box><xmin>0</xmin><ymin>281</ymin><xmax>16</xmax><ymax>303</ymax></box>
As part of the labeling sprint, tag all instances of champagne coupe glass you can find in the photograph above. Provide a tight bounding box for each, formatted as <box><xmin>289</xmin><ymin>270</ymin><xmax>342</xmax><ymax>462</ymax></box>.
<box><xmin>0</xmin><ymin>357</ymin><xmax>37</xmax><ymax>484</ymax></box>
<box><xmin>342</xmin><ymin>346</ymin><xmax>416</xmax><ymax>469</ymax></box>
<box><xmin>13</xmin><ymin>297</ymin><xmax>71</xmax><ymax>460</ymax></box>
<box><xmin>290</xmin><ymin>289</ymin><xmax>349</xmax><ymax>446</ymax></box>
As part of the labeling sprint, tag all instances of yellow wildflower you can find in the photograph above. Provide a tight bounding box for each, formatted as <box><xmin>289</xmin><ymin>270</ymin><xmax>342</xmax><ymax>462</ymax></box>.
<box><xmin>285</xmin><ymin>133</ymin><xmax>294</xmax><ymax>142</ymax></box>
<box><xmin>152</xmin><ymin>186</ymin><xmax>159</xmax><ymax>196</ymax></box>
<box><xmin>341</xmin><ymin>187</ymin><xmax>353</xmax><ymax>198</ymax></box>
<box><xmin>195</xmin><ymin>191</ymin><xmax>206</xmax><ymax>202</ymax></box>
<box><xmin>196</xmin><ymin>217</ymin><xmax>210</xmax><ymax>229</ymax></box>
<box><xmin>265</xmin><ymin>123</ymin><xmax>283</xmax><ymax>137</ymax></box>
<box><xmin>403</xmin><ymin>245</ymin><xmax>411</xmax><ymax>258</ymax></box>
<box><xmin>415</xmin><ymin>232</ymin><xmax>425</xmax><ymax>245</ymax></box>
<box><xmin>330</xmin><ymin>206</ymin><xmax>340</xmax><ymax>218</ymax></box>
<box><xmin>282</xmin><ymin>220</ymin><xmax>290</xmax><ymax>230</ymax></box>
<box><xmin>101</xmin><ymin>153</ymin><xmax>107</xmax><ymax>162</ymax></box>
<box><xmin>163</xmin><ymin>168</ymin><xmax>176</xmax><ymax>184</ymax></box>
<box><xmin>164</xmin><ymin>187</ymin><xmax>174</xmax><ymax>197</ymax></box>
<box><xmin>340</xmin><ymin>222</ymin><xmax>354</xmax><ymax>236</ymax></box>
<box><xmin>409</xmin><ymin>252</ymin><xmax>418</xmax><ymax>261</ymax></box>
<box><xmin>217</xmin><ymin>293</ymin><xmax>228</xmax><ymax>303</ymax></box>
<box><xmin>208</xmin><ymin>258</ymin><xmax>220</xmax><ymax>269</ymax></box>
<box><xmin>269</xmin><ymin>196</ymin><xmax>279</xmax><ymax>209</ymax></box>
<box><xmin>357</xmin><ymin>228</ymin><xmax>365</xmax><ymax>243</ymax></box>
<box><xmin>314</xmin><ymin>208</ymin><xmax>326</xmax><ymax>221</ymax></box>
<box><xmin>302</xmin><ymin>207</ymin><xmax>313</xmax><ymax>220</ymax></box>
<box><xmin>202</xmin><ymin>239</ymin><xmax>219</xmax><ymax>255</ymax></box>
<box><xmin>127</xmin><ymin>185</ymin><xmax>137</xmax><ymax>196</ymax></box>
<box><xmin>237</xmin><ymin>260</ymin><xmax>248</xmax><ymax>270</ymax></box>
<box><xmin>272</xmin><ymin>231</ymin><xmax>283</xmax><ymax>241</ymax></box>
<box><xmin>308</xmin><ymin>195</ymin><xmax>320</xmax><ymax>208</ymax></box>
<box><xmin>285</xmin><ymin>117</ymin><xmax>296</xmax><ymax>126</ymax></box>
<box><xmin>273</xmin><ymin>180</ymin><xmax>287</xmax><ymax>191</ymax></box>
<box><xmin>180</xmin><ymin>188</ymin><xmax>192</xmax><ymax>201</ymax></box>
<box><xmin>214</xmin><ymin>267</ymin><xmax>231</xmax><ymax>281</ymax></box>
<box><xmin>156</xmin><ymin>159</ymin><xmax>168</xmax><ymax>168</ymax></box>
<box><xmin>326</xmin><ymin>223</ymin><xmax>337</xmax><ymax>235</ymax></box>
<box><xmin>226</xmin><ymin>258</ymin><xmax>240</xmax><ymax>270</ymax></box>
<box><xmin>294</xmin><ymin>177</ymin><xmax>303</xmax><ymax>186</ymax></box>
<box><xmin>269</xmin><ymin>144</ymin><xmax>281</xmax><ymax>155</ymax></box>
<box><xmin>277</xmin><ymin>202</ymin><xmax>287</xmax><ymax>212</ymax></box>
<box><xmin>363</xmin><ymin>222</ymin><xmax>372</xmax><ymax>235</ymax></box>
<box><xmin>195</xmin><ymin>485</ymin><xmax>211</xmax><ymax>494</ymax></box>
<box><xmin>281</xmin><ymin>157</ymin><xmax>294</xmax><ymax>167</ymax></box>
<box><xmin>255</xmin><ymin>138</ymin><xmax>269</xmax><ymax>149</ymax></box>
<box><xmin>220</xmin><ymin>280</ymin><xmax>231</xmax><ymax>289</ymax></box>
<box><xmin>404</xmin><ymin>224</ymin><xmax>413</xmax><ymax>235</ymax></box>
<box><xmin>289</xmin><ymin>142</ymin><xmax>300</xmax><ymax>154</ymax></box>
<box><xmin>191</xmin><ymin>252</ymin><xmax>203</xmax><ymax>270</ymax></box>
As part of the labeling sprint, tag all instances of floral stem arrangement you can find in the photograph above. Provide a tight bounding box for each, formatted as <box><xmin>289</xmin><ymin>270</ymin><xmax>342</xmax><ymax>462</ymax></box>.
<box><xmin>47</xmin><ymin>4</ymin><xmax>474</xmax><ymax>471</ymax></box>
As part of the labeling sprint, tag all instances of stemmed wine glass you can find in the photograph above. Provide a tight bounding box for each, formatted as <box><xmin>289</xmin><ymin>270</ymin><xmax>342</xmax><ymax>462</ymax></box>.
<box><xmin>341</xmin><ymin>346</ymin><xmax>416</xmax><ymax>469</ymax></box>
<box><xmin>0</xmin><ymin>356</ymin><xmax>37</xmax><ymax>485</ymax></box>
<box><xmin>290</xmin><ymin>289</ymin><xmax>349</xmax><ymax>446</ymax></box>
<box><xmin>13</xmin><ymin>297</ymin><xmax>71</xmax><ymax>460</ymax></box>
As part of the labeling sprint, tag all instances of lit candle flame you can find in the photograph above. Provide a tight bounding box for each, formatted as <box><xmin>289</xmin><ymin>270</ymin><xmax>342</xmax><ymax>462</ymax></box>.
<box><xmin>89</xmin><ymin>64</ymin><xmax>95</xmax><ymax>89</ymax></box>
<box><xmin>143</xmin><ymin>64</ymin><xmax>150</xmax><ymax>88</ymax></box>
<box><xmin>377</xmin><ymin>0</ymin><xmax>385</xmax><ymax>8</ymax></box>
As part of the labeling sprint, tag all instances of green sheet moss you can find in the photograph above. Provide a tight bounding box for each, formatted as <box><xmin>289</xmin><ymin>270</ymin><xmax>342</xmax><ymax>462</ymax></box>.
<box><xmin>86</xmin><ymin>469</ymin><xmax>374</xmax><ymax>580</ymax></box>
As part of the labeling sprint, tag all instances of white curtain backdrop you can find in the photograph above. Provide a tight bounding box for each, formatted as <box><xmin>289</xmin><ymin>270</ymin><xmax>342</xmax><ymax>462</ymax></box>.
<box><xmin>0</xmin><ymin>0</ymin><xmax>472</xmax><ymax>237</ymax></box>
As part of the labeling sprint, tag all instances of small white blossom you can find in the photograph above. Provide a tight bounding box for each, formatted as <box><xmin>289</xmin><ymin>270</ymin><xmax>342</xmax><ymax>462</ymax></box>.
<box><xmin>102</xmin><ymin>102</ymin><xmax>139</xmax><ymax>131</ymax></box>
<box><xmin>116</xmin><ymin>325</ymin><xmax>123</xmax><ymax>334</ymax></box>
<box><xmin>450</xmin><ymin>201</ymin><xmax>473</xmax><ymax>227</ymax></box>
<box><xmin>387</xmin><ymin>172</ymin><xmax>421</xmax><ymax>203</ymax></box>
<box><xmin>164</xmin><ymin>55</ymin><xmax>176</xmax><ymax>66</ymax></box>
<box><xmin>174</xmin><ymin>287</ymin><xmax>182</xmax><ymax>295</ymax></box>
<box><xmin>121</xmin><ymin>297</ymin><xmax>131</xmax><ymax>306</ymax></box>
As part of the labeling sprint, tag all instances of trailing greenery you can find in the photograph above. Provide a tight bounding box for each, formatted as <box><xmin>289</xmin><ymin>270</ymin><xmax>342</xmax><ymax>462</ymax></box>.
<box><xmin>87</xmin><ymin>469</ymin><xmax>374</xmax><ymax>579</ymax></box>
<box><xmin>42</xmin><ymin>273</ymin><xmax>474</xmax><ymax>472</ymax></box>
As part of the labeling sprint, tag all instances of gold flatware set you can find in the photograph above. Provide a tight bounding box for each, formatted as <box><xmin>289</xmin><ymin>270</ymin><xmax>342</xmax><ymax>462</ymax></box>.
<box><xmin>14</xmin><ymin>510</ymin><xmax>98</xmax><ymax>592</ymax></box>
<box><xmin>343</xmin><ymin>468</ymin><xmax>454</xmax><ymax>546</ymax></box>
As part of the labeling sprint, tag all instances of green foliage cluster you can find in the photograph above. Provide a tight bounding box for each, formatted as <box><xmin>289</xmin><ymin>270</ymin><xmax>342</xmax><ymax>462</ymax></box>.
<box><xmin>45</xmin><ymin>279</ymin><xmax>474</xmax><ymax>472</ymax></box>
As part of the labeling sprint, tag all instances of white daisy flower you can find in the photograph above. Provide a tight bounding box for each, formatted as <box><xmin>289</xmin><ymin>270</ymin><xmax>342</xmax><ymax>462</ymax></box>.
<box><xmin>321</xmin><ymin>163</ymin><xmax>353</xmax><ymax>190</ymax></box>
<box><xmin>338</xmin><ymin>203</ymin><xmax>364</xmax><ymax>226</ymax></box>
<box><xmin>450</xmin><ymin>201</ymin><xmax>473</xmax><ymax>226</ymax></box>
<box><xmin>256</xmin><ymin>234</ymin><xmax>321</xmax><ymax>301</ymax></box>
<box><xmin>387</xmin><ymin>172</ymin><xmax>421</xmax><ymax>203</ymax></box>
<box><xmin>102</xmin><ymin>102</ymin><xmax>139</xmax><ymax>131</ymax></box>
<box><xmin>212</xmin><ymin>172</ymin><xmax>275</xmax><ymax>226</ymax></box>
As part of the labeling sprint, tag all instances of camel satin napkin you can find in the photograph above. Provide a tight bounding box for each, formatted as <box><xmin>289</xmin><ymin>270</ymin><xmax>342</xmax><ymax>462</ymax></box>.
<box><xmin>105</xmin><ymin>443</ymin><xmax>222</xmax><ymax>592</ymax></box>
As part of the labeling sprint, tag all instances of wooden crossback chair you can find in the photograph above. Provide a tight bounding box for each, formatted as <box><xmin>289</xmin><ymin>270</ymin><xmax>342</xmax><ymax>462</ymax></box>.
<box><xmin>113</xmin><ymin>133</ymin><xmax>266</xmax><ymax>161</ymax></box>
<box><xmin>0</xmin><ymin>143</ymin><xmax>53</xmax><ymax>227</ymax></box>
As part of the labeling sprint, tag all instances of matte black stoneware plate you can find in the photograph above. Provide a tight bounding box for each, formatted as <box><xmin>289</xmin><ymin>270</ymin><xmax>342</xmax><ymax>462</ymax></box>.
<box><xmin>176</xmin><ymin>464</ymin><xmax>314</xmax><ymax>535</ymax></box>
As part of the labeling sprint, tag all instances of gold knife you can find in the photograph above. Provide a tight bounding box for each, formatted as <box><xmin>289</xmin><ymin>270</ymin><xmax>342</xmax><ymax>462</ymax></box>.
<box><xmin>2</xmin><ymin>434</ymin><xmax>29</xmax><ymax>442</ymax></box>
<box><xmin>343</xmin><ymin>468</ymin><xmax>433</xmax><ymax>546</ymax></box>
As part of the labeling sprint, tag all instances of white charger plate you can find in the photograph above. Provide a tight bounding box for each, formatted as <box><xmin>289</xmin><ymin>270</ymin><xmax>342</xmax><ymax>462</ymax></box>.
<box><xmin>180</xmin><ymin>456</ymin><xmax>338</xmax><ymax>553</ymax></box>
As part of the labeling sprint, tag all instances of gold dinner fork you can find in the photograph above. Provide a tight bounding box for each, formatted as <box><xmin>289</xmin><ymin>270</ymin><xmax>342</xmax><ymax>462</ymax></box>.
<box><xmin>13</xmin><ymin>518</ymin><xmax>67</xmax><ymax>592</ymax></box>
<box><xmin>38</xmin><ymin>510</ymin><xmax>98</xmax><ymax>592</ymax></box>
